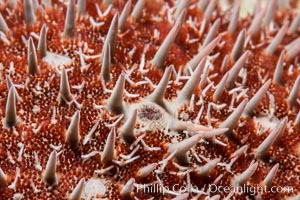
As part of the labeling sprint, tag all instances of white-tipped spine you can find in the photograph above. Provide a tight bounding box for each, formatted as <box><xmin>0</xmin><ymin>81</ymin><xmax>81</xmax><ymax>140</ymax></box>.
<box><xmin>38</xmin><ymin>24</ymin><xmax>47</xmax><ymax>58</ymax></box>
<box><xmin>226</xmin><ymin>51</ymin><xmax>250</xmax><ymax>89</ymax></box>
<box><xmin>4</xmin><ymin>87</ymin><xmax>17</xmax><ymax>128</ymax></box>
<box><xmin>24</xmin><ymin>0</ymin><xmax>36</xmax><ymax>25</ymax></box>
<box><xmin>196</xmin><ymin>158</ymin><xmax>220</xmax><ymax>176</ymax></box>
<box><xmin>151</xmin><ymin>10</ymin><xmax>186</xmax><ymax>69</ymax></box>
<box><xmin>178</xmin><ymin>57</ymin><xmax>206</xmax><ymax>102</ymax></box>
<box><xmin>148</xmin><ymin>67</ymin><xmax>172</xmax><ymax>107</ymax></box>
<box><xmin>69</xmin><ymin>178</ymin><xmax>85</xmax><ymax>200</ymax></box>
<box><xmin>104</xmin><ymin>14</ymin><xmax>118</xmax><ymax>59</ymax></box>
<box><xmin>64</xmin><ymin>0</ymin><xmax>76</xmax><ymax>38</ymax></box>
<box><xmin>118</xmin><ymin>0</ymin><xmax>132</xmax><ymax>32</ymax></box>
<box><xmin>27</xmin><ymin>37</ymin><xmax>38</xmax><ymax>74</ymax></box>
<box><xmin>219</xmin><ymin>99</ymin><xmax>248</xmax><ymax>133</ymax></box>
<box><xmin>107</xmin><ymin>74</ymin><xmax>125</xmax><ymax>114</ymax></box>
<box><xmin>231</xmin><ymin>29</ymin><xmax>245</xmax><ymax>62</ymax></box>
<box><xmin>43</xmin><ymin>150</ymin><xmax>58</xmax><ymax>185</ymax></box>
<box><xmin>137</xmin><ymin>163</ymin><xmax>157</xmax><ymax>178</ymax></box>
<box><xmin>273</xmin><ymin>51</ymin><xmax>285</xmax><ymax>85</ymax></box>
<box><xmin>186</xmin><ymin>36</ymin><xmax>221</xmax><ymax>73</ymax></box>
<box><xmin>228</xmin><ymin>2</ymin><xmax>240</xmax><ymax>34</ymax></box>
<box><xmin>213</xmin><ymin>72</ymin><xmax>229</xmax><ymax>101</ymax></box>
<box><xmin>244</xmin><ymin>79</ymin><xmax>272</xmax><ymax>116</ymax></box>
<box><xmin>120</xmin><ymin>109</ymin><xmax>137</xmax><ymax>143</ymax></box>
<box><xmin>288</xmin><ymin>75</ymin><xmax>300</xmax><ymax>109</ymax></box>
<box><xmin>102</xmin><ymin>128</ymin><xmax>116</xmax><ymax>166</ymax></box>
<box><xmin>131</xmin><ymin>0</ymin><xmax>146</xmax><ymax>21</ymax></box>
<box><xmin>265</xmin><ymin>21</ymin><xmax>288</xmax><ymax>55</ymax></box>
<box><xmin>0</xmin><ymin>13</ymin><xmax>9</xmax><ymax>33</ymax></box>
<box><xmin>120</xmin><ymin>178</ymin><xmax>135</xmax><ymax>199</ymax></box>
<box><xmin>100</xmin><ymin>42</ymin><xmax>111</xmax><ymax>82</ymax></box>
<box><xmin>202</xmin><ymin>18</ymin><xmax>220</xmax><ymax>47</ymax></box>
<box><xmin>233</xmin><ymin>162</ymin><xmax>258</xmax><ymax>186</ymax></box>
<box><xmin>262</xmin><ymin>164</ymin><xmax>279</xmax><ymax>188</ymax></box>
<box><xmin>66</xmin><ymin>111</ymin><xmax>80</xmax><ymax>149</ymax></box>
<box><xmin>59</xmin><ymin>67</ymin><xmax>72</xmax><ymax>102</ymax></box>
<box><xmin>168</xmin><ymin>135</ymin><xmax>202</xmax><ymax>164</ymax></box>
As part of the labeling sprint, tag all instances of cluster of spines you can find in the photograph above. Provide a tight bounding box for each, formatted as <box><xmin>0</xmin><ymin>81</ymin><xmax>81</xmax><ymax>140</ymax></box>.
<box><xmin>0</xmin><ymin>0</ymin><xmax>300</xmax><ymax>199</ymax></box>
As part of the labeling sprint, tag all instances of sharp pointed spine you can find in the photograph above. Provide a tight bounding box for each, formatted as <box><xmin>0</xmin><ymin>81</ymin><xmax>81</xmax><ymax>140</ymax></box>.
<box><xmin>204</xmin><ymin>0</ymin><xmax>217</xmax><ymax>22</ymax></box>
<box><xmin>219</xmin><ymin>99</ymin><xmax>248</xmax><ymax>133</ymax></box>
<box><xmin>69</xmin><ymin>178</ymin><xmax>85</xmax><ymax>200</ymax></box>
<box><xmin>102</xmin><ymin>128</ymin><xmax>116</xmax><ymax>166</ymax></box>
<box><xmin>168</xmin><ymin>134</ymin><xmax>202</xmax><ymax>164</ymax></box>
<box><xmin>286</xmin><ymin>38</ymin><xmax>300</xmax><ymax>61</ymax></box>
<box><xmin>199</xmin><ymin>128</ymin><xmax>228</xmax><ymax>138</ymax></box>
<box><xmin>6</xmin><ymin>75</ymin><xmax>20</xmax><ymax>103</ymax></box>
<box><xmin>228</xmin><ymin>3</ymin><xmax>240</xmax><ymax>34</ymax></box>
<box><xmin>174</xmin><ymin>0</ymin><xmax>190</xmax><ymax>19</ymax></box>
<box><xmin>118</xmin><ymin>0</ymin><xmax>132</xmax><ymax>31</ymax></box>
<box><xmin>59</xmin><ymin>67</ymin><xmax>72</xmax><ymax>102</ymax></box>
<box><xmin>120</xmin><ymin>178</ymin><xmax>135</xmax><ymax>199</ymax></box>
<box><xmin>64</xmin><ymin>0</ymin><xmax>76</xmax><ymax>38</ymax></box>
<box><xmin>226</xmin><ymin>51</ymin><xmax>250</xmax><ymax>89</ymax></box>
<box><xmin>131</xmin><ymin>0</ymin><xmax>146</xmax><ymax>21</ymax></box>
<box><xmin>120</xmin><ymin>109</ymin><xmax>137</xmax><ymax>143</ymax></box>
<box><xmin>230</xmin><ymin>145</ymin><xmax>248</xmax><ymax>159</ymax></box>
<box><xmin>244</xmin><ymin>79</ymin><xmax>272</xmax><ymax>116</ymax></box>
<box><xmin>255</xmin><ymin>117</ymin><xmax>287</xmax><ymax>158</ymax></box>
<box><xmin>248</xmin><ymin>11</ymin><xmax>265</xmax><ymax>37</ymax></box>
<box><xmin>185</xmin><ymin>36</ymin><xmax>220</xmax><ymax>73</ymax></box>
<box><xmin>213</xmin><ymin>72</ymin><xmax>229</xmax><ymax>101</ymax></box>
<box><xmin>38</xmin><ymin>24</ymin><xmax>47</xmax><ymax>58</ymax></box>
<box><xmin>265</xmin><ymin>21</ymin><xmax>288</xmax><ymax>55</ymax></box>
<box><xmin>148</xmin><ymin>67</ymin><xmax>172</xmax><ymax>107</ymax></box>
<box><xmin>104</xmin><ymin>14</ymin><xmax>118</xmax><ymax>59</ymax></box>
<box><xmin>5</xmin><ymin>87</ymin><xmax>17</xmax><ymax>127</ymax></box>
<box><xmin>288</xmin><ymin>75</ymin><xmax>300</xmax><ymax>108</ymax></box>
<box><xmin>24</xmin><ymin>0</ymin><xmax>36</xmax><ymax>25</ymax></box>
<box><xmin>220</xmin><ymin>54</ymin><xmax>229</xmax><ymax>73</ymax></box>
<box><xmin>137</xmin><ymin>163</ymin><xmax>157</xmax><ymax>178</ymax></box>
<box><xmin>100</xmin><ymin>43</ymin><xmax>111</xmax><ymax>82</ymax></box>
<box><xmin>107</xmin><ymin>74</ymin><xmax>125</xmax><ymax>114</ymax></box>
<box><xmin>196</xmin><ymin>158</ymin><xmax>220</xmax><ymax>176</ymax></box>
<box><xmin>27</xmin><ymin>37</ymin><xmax>38</xmax><ymax>74</ymax></box>
<box><xmin>178</xmin><ymin>57</ymin><xmax>206</xmax><ymax>102</ymax></box>
<box><xmin>0</xmin><ymin>167</ymin><xmax>7</xmax><ymax>187</ymax></box>
<box><xmin>263</xmin><ymin>0</ymin><xmax>276</xmax><ymax>26</ymax></box>
<box><xmin>288</xmin><ymin>10</ymin><xmax>300</xmax><ymax>34</ymax></box>
<box><xmin>203</xmin><ymin>18</ymin><xmax>220</xmax><ymax>47</ymax></box>
<box><xmin>43</xmin><ymin>150</ymin><xmax>58</xmax><ymax>185</ymax></box>
<box><xmin>233</xmin><ymin>162</ymin><xmax>258</xmax><ymax>186</ymax></box>
<box><xmin>151</xmin><ymin>10</ymin><xmax>186</xmax><ymax>69</ymax></box>
<box><xmin>199</xmin><ymin>64</ymin><xmax>209</xmax><ymax>89</ymax></box>
<box><xmin>198</xmin><ymin>0</ymin><xmax>209</xmax><ymax>12</ymax></box>
<box><xmin>231</xmin><ymin>29</ymin><xmax>245</xmax><ymax>62</ymax></box>
<box><xmin>66</xmin><ymin>111</ymin><xmax>80</xmax><ymax>149</ymax></box>
<box><xmin>0</xmin><ymin>13</ymin><xmax>9</xmax><ymax>33</ymax></box>
<box><xmin>273</xmin><ymin>51</ymin><xmax>285</xmax><ymax>85</ymax></box>
<box><xmin>263</xmin><ymin>164</ymin><xmax>279</xmax><ymax>188</ymax></box>
<box><xmin>77</xmin><ymin>0</ymin><xmax>86</xmax><ymax>16</ymax></box>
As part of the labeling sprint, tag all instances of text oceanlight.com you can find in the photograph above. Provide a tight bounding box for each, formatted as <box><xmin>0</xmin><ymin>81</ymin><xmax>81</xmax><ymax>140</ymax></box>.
<box><xmin>135</xmin><ymin>184</ymin><xmax>294</xmax><ymax>196</ymax></box>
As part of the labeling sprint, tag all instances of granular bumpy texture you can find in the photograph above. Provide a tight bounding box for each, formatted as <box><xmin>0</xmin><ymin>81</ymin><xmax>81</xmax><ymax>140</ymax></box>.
<box><xmin>0</xmin><ymin>0</ymin><xmax>300</xmax><ymax>199</ymax></box>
